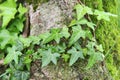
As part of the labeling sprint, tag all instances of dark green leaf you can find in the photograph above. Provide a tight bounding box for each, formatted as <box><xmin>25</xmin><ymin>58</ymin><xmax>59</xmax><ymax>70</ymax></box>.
<box><xmin>69</xmin><ymin>25</ymin><xmax>85</xmax><ymax>46</ymax></box>
<box><xmin>68</xmin><ymin>47</ymin><xmax>84</xmax><ymax>66</ymax></box>
<box><xmin>41</xmin><ymin>49</ymin><xmax>60</xmax><ymax>67</ymax></box>
<box><xmin>13</xmin><ymin>71</ymin><xmax>30</xmax><ymax>80</ymax></box>
<box><xmin>86</xmin><ymin>51</ymin><xmax>104</xmax><ymax>69</ymax></box>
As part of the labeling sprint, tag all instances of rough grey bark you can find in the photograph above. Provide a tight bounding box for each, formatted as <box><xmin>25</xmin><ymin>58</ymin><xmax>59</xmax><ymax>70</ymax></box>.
<box><xmin>29</xmin><ymin>0</ymin><xmax>78</xmax><ymax>36</ymax></box>
<box><xmin>29</xmin><ymin>0</ymin><xmax>113</xmax><ymax>80</ymax></box>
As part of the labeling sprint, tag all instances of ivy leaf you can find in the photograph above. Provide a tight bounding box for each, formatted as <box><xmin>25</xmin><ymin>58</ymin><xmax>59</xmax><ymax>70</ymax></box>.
<box><xmin>94</xmin><ymin>10</ymin><xmax>117</xmax><ymax>21</ymax></box>
<box><xmin>86</xmin><ymin>22</ymin><xmax>96</xmax><ymax>31</ymax></box>
<box><xmin>69</xmin><ymin>25</ymin><xmax>86</xmax><ymax>47</ymax></box>
<box><xmin>62</xmin><ymin>54</ymin><xmax>70</xmax><ymax>62</ymax></box>
<box><xmin>0</xmin><ymin>29</ymin><xmax>17</xmax><ymax>49</ymax></box>
<box><xmin>0</xmin><ymin>0</ymin><xmax>17</xmax><ymax>27</ymax></box>
<box><xmin>85</xmin><ymin>30</ymin><xmax>93</xmax><ymax>40</ymax></box>
<box><xmin>18</xmin><ymin>4</ymin><xmax>27</xmax><ymax>18</ymax></box>
<box><xmin>15</xmin><ymin>39</ymin><xmax>24</xmax><ymax>51</ymax></box>
<box><xmin>13</xmin><ymin>71</ymin><xmax>30</xmax><ymax>80</ymax></box>
<box><xmin>44</xmin><ymin>28</ymin><xmax>61</xmax><ymax>44</ymax></box>
<box><xmin>74</xmin><ymin>4</ymin><xmax>85</xmax><ymax>20</ymax></box>
<box><xmin>76</xmin><ymin>18</ymin><xmax>88</xmax><ymax>25</ymax></box>
<box><xmin>96</xmin><ymin>44</ymin><xmax>104</xmax><ymax>52</ymax></box>
<box><xmin>60</xmin><ymin>26</ymin><xmax>70</xmax><ymax>39</ymax></box>
<box><xmin>39</xmin><ymin>31</ymin><xmax>51</xmax><ymax>43</ymax></box>
<box><xmin>74</xmin><ymin>4</ymin><xmax>93</xmax><ymax>20</ymax></box>
<box><xmin>86</xmin><ymin>41</ymin><xmax>104</xmax><ymax>69</ymax></box>
<box><xmin>86</xmin><ymin>51</ymin><xmax>104</xmax><ymax>69</ymax></box>
<box><xmin>68</xmin><ymin>47</ymin><xmax>84</xmax><ymax>66</ymax></box>
<box><xmin>29</xmin><ymin>36</ymin><xmax>41</xmax><ymax>45</ymax></box>
<box><xmin>41</xmin><ymin>49</ymin><xmax>60</xmax><ymax>67</ymax></box>
<box><xmin>4</xmin><ymin>46</ymin><xmax>22</xmax><ymax>64</ymax></box>
<box><xmin>51</xmin><ymin>52</ymin><xmax>60</xmax><ymax>65</ymax></box>
<box><xmin>84</xmin><ymin>6</ymin><xmax>93</xmax><ymax>15</ymax></box>
<box><xmin>19</xmin><ymin>36</ymin><xmax>32</xmax><ymax>47</ymax></box>
<box><xmin>69</xmin><ymin>19</ymin><xmax>77</xmax><ymax>27</ymax></box>
<box><xmin>10</xmin><ymin>18</ymin><xmax>24</xmax><ymax>32</ymax></box>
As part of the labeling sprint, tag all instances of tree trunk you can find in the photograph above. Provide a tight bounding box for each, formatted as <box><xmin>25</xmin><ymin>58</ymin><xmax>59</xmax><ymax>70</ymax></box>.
<box><xmin>28</xmin><ymin>0</ymin><xmax>116</xmax><ymax>79</ymax></box>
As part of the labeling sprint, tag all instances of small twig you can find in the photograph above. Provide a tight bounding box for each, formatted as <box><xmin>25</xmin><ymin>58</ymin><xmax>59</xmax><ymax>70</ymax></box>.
<box><xmin>77</xmin><ymin>0</ymin><xmax>84</xmax><ymax>5</ymax></box>
<box><xmin>22</xmin><ymin>3</ymin><xmax>30</xmax><ymax>37</ymax></box>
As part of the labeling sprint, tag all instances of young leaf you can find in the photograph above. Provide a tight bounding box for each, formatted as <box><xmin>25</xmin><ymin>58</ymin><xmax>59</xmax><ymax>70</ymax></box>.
<box><xmin>62</xmin><ymin>54</ymin><xmax>70</xmax><ymax>62</ymax></box>
<box><xmin>94</xmin><ymin>10</ymin><xmax>117</xmax><ymax>21</ymax></box>
<box><xmin>0</xmin><ymin>0</ymin><xmax>17</xmax><ymax>27</ymax></box>
<box><xmin>74</xmin><ymin>4</ymin><xmax>85</xmax><ymax>20</ymax></box>
<box><xmin>96</xmin><ymin>44</ymin><xmax>104</xmax><ymax>52</ymax></box>
<box><xmin>4</xmin><ymin>46</ymin><xmax>22</xmax><ymax>64</ymax></box>
<box><xmin>69</xmin><ymin>19</ymin><xmax>77</xmax><ymax>27</ymax></box>
<box><xmin>44</xmin><ymin>28</ymin><xmax>61</xmax><ymax>44</ymax></box>
<box><xmin>18</xmin><ymin>4</ymin><xmax>27</xmax><ymax>18</ymax></box>
<box><xmin>68</xmin><ymin>47</ymin><xmax>84</xmax><ymax>66</ymax></box>
<box><xmin>41</xmin><ymin>49</ymin><xmax>60</xmax><ymax>67</ymax></box>
<box><xmin>60</xmin><ymin>26</ymin><xmax>70</xmax><ymax>39</ymax></box>
<box><xmin>69</xmin><ymin>25</ymin><xmax>85</xmax><ymax>46</ymax></box>
<box><xmin>74</xmin><ymin>4</ymin><xmax>93</xmax><ymax>20</ymax></box>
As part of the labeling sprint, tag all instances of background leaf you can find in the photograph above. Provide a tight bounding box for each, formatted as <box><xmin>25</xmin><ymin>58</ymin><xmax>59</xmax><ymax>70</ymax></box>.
<box><xmin>0</xmin><ymin>0</ymin><xmax>17</xmax><ymax>27</ymax></box>
<box><xmin>0</xmin><ymin>29</ymin><xmax>17</xmax><ymax>49</ymax></box>
<box><xmin>18</xmin><ymin>4</ymin><xmax>27</xmax><ymax>19</ymax></box>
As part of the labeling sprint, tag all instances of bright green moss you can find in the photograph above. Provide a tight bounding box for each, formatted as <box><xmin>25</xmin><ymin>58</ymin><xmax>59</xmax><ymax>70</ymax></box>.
<box><xmin>82</xmin><ymin>0</ymin><xmax>120</xmax><ymax>80</ymax></box>
<box><xmin>82</xmin><ymin>0</ymin><xmax>103</xmax><ymax>10</ymax></box>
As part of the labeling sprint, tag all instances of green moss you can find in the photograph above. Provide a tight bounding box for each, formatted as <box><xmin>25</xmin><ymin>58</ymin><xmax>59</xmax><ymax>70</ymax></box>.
<box><xmin>81</xmin><ymin>0</ymin><xmax>120</xmax><ymax>80</ymax></box>
<box><xmin>82</xmin><ymin>0</ymin><xmax>103</xmax><ymax>10</ymax></box>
